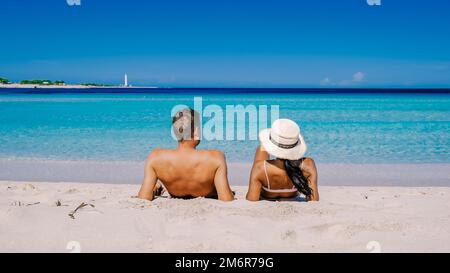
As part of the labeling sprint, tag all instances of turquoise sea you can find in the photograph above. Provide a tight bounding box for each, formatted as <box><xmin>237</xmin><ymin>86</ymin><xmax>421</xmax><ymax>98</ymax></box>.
<box><xmin>0</xmin><ymin>90</ymin><xmax>449</xmax><ymax>164</ymax></box>
<box><xmin>0</xmin><ymin>89</ymin><xmax>450</xmax><ymax>163</ymax></box>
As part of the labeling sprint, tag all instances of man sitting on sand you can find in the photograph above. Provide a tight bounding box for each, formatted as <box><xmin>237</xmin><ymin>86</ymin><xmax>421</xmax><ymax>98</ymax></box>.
<box><xmin>138</xmin><ymin>108</ymin><xmax>234</xmax><ymax>201</ymax></box>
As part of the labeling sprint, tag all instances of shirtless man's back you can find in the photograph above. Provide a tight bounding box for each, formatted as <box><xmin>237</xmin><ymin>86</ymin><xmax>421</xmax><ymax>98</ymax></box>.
<box><xmin>138</xmin><ymin>108</ymin><xmax>234</xmax><ymax>201</ymax></box>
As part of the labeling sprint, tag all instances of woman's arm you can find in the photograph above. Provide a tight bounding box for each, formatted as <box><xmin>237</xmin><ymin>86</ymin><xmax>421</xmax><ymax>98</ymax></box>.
<box><xmin>246</xmin><ymin>164</ymin><xmax>263</xmax><ymax>201</ymax></box>
<box><xmin>246</xmin><ymin>146</ymin><xmax>266</xmax><ymax>201</ymax></box>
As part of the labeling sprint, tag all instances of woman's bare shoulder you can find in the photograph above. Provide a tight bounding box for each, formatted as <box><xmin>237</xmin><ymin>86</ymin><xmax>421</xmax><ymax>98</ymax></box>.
<box><xmin>250</xmin><ymin>160</ymin><xmax>265</xmax><ymax>177</ymax></box>
<box><xmin>301</xmin><ymin>157</ymin><xmax>317</xmax><ymax>172</ymax></box>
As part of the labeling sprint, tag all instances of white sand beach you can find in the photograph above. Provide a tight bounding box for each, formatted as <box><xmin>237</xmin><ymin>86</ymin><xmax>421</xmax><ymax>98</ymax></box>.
<box><xmin>1</xmin><ymin>181</ymin><xmax>449</xmax><ymax>253</ymax></box>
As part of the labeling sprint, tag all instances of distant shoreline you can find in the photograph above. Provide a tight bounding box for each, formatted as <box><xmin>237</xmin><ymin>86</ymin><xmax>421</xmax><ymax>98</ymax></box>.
<box><xmin>0</xmin><ymin>83</ymin><xmax>158</xmax><ymax>89</ymax></box>
<box><xmin>1</xmin><ymin>85</ymin><xmax>450</xmax><ymax>94</ymax></box>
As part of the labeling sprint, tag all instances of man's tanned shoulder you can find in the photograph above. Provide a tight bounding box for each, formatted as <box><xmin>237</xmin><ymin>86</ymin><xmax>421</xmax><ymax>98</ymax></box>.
<box><xmin>147</xmin><ymin>148</ymin><xmax>172</xmax><ymax>159</ymax></box>
<box><xmin>200</xmin><ymin>149</ymin><xmax>226</xmax><ymax>164</ymax></box>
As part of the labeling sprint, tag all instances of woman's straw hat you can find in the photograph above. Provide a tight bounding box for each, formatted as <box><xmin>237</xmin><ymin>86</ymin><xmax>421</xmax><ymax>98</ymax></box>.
<box><xmin>259</xmin><ymin>119</ymin><xmax>307</xmax><ymax>160</ymax></box>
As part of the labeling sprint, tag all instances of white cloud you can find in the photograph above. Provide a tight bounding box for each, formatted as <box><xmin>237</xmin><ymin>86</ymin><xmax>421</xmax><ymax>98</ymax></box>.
<box><xmin>353</xmin><ymin>72</ymin><xmax>365</xmax><ymax>82</ymax></box>
<box><xmin>320</xmin><ymin>77</ymin><xmax>331</xmax><ymax>86</ymax></box>
<box><xmin>321</xmin><ymin>72</ymin><xmax>366</xmax><ymax>87</ymax></box>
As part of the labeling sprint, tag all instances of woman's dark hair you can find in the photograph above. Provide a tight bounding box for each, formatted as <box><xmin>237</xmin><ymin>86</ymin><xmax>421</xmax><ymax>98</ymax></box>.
<box><xmin>284</xmin><ymin>159</ymin><xmax>312</xmax><ymax>197</ymax></box>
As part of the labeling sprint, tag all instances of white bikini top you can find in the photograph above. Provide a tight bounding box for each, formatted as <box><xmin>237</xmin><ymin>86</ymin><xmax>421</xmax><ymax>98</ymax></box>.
<box><xmin>261</xmin><ymin>160</ymin><xmax>299</xmax><ymax>193</ymax></box>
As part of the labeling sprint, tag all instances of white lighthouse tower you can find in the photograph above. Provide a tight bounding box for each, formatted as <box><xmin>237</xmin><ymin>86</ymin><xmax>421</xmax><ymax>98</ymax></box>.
<box><xmin>124</xmin><ymin>73</ymin><xmax>128</xmax><ymax>87</ymax></box>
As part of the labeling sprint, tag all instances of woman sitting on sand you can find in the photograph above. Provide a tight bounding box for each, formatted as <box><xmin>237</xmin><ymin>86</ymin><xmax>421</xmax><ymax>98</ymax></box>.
<box><xmin>246</xmin><ymin>119</ymin><xmax>319</xmax><ymax>201</ymax></box>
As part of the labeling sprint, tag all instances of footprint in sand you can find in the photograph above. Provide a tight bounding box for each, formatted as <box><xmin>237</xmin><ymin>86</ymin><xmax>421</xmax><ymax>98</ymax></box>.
<box><xmin>309</xmin><ymin>222</ymin><xmax>348</xmax><ymax>237</ymax></box>
<box><xmin>21</xmin><ymin>184</ymin><xmax>37</xmax><ymax>191</ymax></box>
<box><xmin>119</xmin><ymin>198</ymin><xmax>153</xmax><ymax>209</ymax></box>
<box><xmin>65</xmin><ymin>188</ymin><xmax>79</xmax><ymax>194</ymax></box>
<box><xmin>281</xmin><ymin>229</ymin><xmax>297</xmax><ymax>241</ymax></box>
<box><xmin>6</xmin><ymin>185</ymin><xmax>18</xmax><ymax>191</ymax></box>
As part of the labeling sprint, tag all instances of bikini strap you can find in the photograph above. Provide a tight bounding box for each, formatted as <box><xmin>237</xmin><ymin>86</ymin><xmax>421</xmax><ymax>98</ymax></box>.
<box><xmin>263</xmin><ymin>160</ymin><xmax>271</xmax><ymax>190</ymax></box>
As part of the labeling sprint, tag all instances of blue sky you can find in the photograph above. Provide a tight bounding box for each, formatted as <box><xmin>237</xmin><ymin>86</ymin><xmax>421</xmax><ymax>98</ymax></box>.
<box><xmin>0</xmin><ymin>0</ymin><xmax>449</xmax><ymax>87</ymax></box>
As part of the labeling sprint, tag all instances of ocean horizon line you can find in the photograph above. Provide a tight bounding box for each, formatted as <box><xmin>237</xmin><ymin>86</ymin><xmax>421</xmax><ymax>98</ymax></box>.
<box><xmin>1</xmin><ymin>87</ymin><xmax>450</xmax><ymax>94</ymax></box>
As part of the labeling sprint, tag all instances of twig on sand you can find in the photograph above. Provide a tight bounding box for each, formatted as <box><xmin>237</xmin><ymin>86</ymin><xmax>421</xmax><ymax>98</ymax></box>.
<box><xmin>10</xmin><ymin>201</ymin><xmax>23</xmax><ymax>206</ymax></box>
<box><xmin>55</xmin><ymin>200</ymin><xmax>69</xmax><ymax>207</ymax></box>
<box><xmin>68</xmin><ymin>202</ymin><xmax>95</xmax><ymax>219</ymax></box>
<box><xmin>10</xmin><ymin>201</ymin><xmax>40</xmax><ymax>207</ymax></box>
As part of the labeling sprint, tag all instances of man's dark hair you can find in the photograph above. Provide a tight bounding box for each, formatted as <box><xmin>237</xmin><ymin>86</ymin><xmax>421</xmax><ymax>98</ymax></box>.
<box><xmin>172</xmin><ymin>108</ymin><xmax>200</xmax><ymax>141</ymax></box>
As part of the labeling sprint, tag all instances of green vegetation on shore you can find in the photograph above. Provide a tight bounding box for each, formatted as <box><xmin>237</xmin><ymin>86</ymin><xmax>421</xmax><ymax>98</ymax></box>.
<box><xmin>0</xmin><ymin>77</ymin><xmax>10</xmax><ymax>84</ymax></box>
<box><xmin>20</xmin><ymin>79</ymin><xmax>65</xmax><ymax>85</ymax></box>
<box><xmin>1</xmin><ymin>76</ymin><xmax>117</xmax><ymax>87</ymax></box>
<box><xmin>80</xmin><ymin>83</ymin><xmax>113</xmax><ymax>87</ymax></box>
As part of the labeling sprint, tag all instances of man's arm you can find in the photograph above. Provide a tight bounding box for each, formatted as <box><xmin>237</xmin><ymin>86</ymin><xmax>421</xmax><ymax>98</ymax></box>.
<box><xmin>137</xmin><ymin>154</ymin><xmax>158</xmax><ymax>201</ymax></box>
<box><xmin>213</xmin><ymin>152</ymin><xmax>234</xmax><ymax>202</ymax></box>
